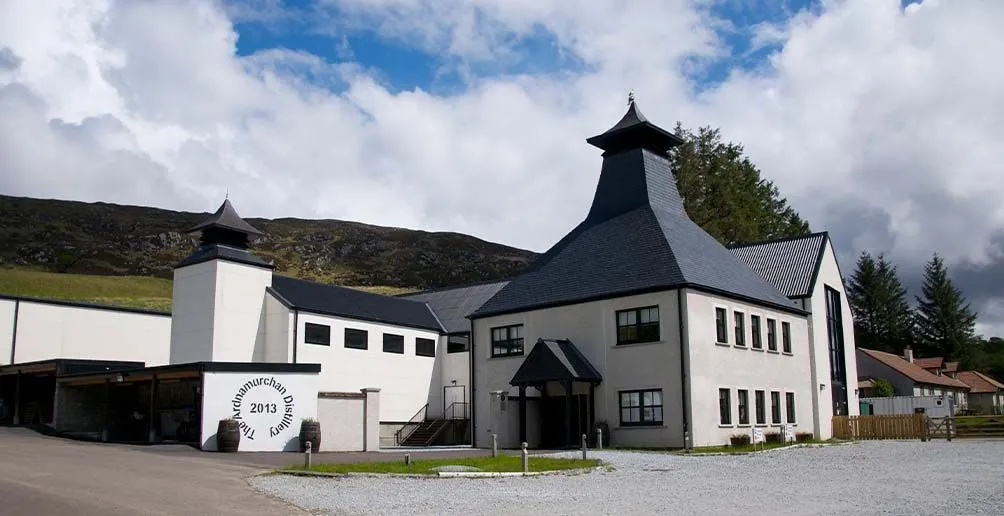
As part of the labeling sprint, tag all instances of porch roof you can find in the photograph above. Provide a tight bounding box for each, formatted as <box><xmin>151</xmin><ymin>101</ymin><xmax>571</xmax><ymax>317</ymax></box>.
<box><xmin>510</xmin><ymin>339</ymin><xmax>601</xmax><ymax>386</ymax></box>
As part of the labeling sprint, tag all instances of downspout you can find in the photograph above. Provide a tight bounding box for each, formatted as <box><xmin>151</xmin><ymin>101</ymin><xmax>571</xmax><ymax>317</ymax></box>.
<box><xmin>9</xmin><ymin>300</ymin><xmax>19</xmax><ymax>364</ymax></box>
<box><xmin>468</xmin><ymin>319</ymin><xmax>476</xmax><ymax>448</ymax></box>
<box><xmin>677</xmin><ymin>289</ymin><xmax>691</xmax><ymax>451</ymax></box>
<box><xmin>292</xmin><ymin>310</ymin><xmax>299</xmax><ymax>364</ymax></box>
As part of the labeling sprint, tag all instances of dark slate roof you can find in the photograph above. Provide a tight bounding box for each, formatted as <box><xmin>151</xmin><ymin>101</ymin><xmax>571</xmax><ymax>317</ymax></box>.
<box><xmin>586</xmin><ymin>98</ymin><xmax>684</xmax><ymax>155</ymax></box>
<box><xmin>729</xmin><ymin>233</ymin><xmax>829</xmax><ymax>298</ymax></box>
<box><xmin>472</xmin><ymin>101</ymin><xmax>802</xmax><ymax>318</ymax></box>
<box><xmin>399</xmin><ymin>280</ymin><xmax>509</xmax><ymax>334</ymax></box>
<box><xmin>175</xmin><ymin>243</ymin><xmax>274</xmax><ymax>269</ymax></box>
<box><xmin>187</xmin><ymin>199</ymin><xmax>264</xmax><ymax>236</ymax></box>
<box><xmin>269</xmin><ymin>275</ymin><xmax>444</xmax><ymax>332</ymax></box>
<box><xmin>510</xmin><ymin>339</ymin><xmax>602</xmax><ymax>386</ymax></box>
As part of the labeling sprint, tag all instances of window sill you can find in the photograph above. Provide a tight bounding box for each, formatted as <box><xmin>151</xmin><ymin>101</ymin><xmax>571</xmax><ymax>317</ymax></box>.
<box><xmin>782</xmin><ymin>351</ymin><xmax>793</xmax><ymax>356</ymax></box>
<box><xmin>767</xmin><ymin>350</ymin><xmax>780</xmax><ymax>354</ymax></box>
<box><xmin>733</xmin><ymin>344</ymin><xmax>747</xmax><ymax>350</ymax></box>
<box><xmin>613</xmin><ymin>340</ymin><xmax>665</xmax><ymax>349</ymax></box>
<box><xmin>737</xmin><ymin>424</ymin><xmax>751</xmax><ymax>428</ymax></box>
<box><xmin>715</xmin><ymin>341</ymin><xmax>730</xmax><ymax>347</ymax></box>
<box><xmin>617</xmin><ymin>424</ymin><xmax>667</xmax><ymax>430</ymax></box>
<box><xmin>718</xmin><ymin>424</ymin><xmax>735</xmax><ymax>428</ymax></box>
<box><xmin>490</xmin><ymin>354</ymin><xmax>525</xmax><ymax>360</ymax></box>
<box><xmin>755</xmin><ymin>424</ymin><xmax>769</xmax><ymax>428</ymax></box>
<box><xmin>752</xmin><ymin>347</ymin><xmax>764</xmax><ymax>352</ymax></box>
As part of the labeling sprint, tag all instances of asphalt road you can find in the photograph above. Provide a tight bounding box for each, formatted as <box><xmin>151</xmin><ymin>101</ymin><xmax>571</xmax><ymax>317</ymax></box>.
<box><xmin>0</xmin><ymin>427</ymin><xmax>304</xmax><ymax>515</ymax></box>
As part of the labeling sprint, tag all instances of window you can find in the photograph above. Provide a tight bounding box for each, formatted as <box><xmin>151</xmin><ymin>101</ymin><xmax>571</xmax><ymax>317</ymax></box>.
<box><xmin>767</xmin><ymin>319</ymin><xmax>777</xmax><ymax>351</ymax></box>
<box><xmin>738</xmin><ymin>390</ymin><xmax>749</xmax><ymax>425</ymax></box>
<box><xmin>344</xmin><ymin>328</ymin><xmax>368</xmax><ymax>350</ymax></box>
<box><xmin>616</xmin><ymin>306</ymin><xmax>660</xmax><ymax>344</ymax></box>
<box><xmin>304</xmin><ymin>323</ymin><xmax>331</xmax><ymax>346</ymax></box>
<box><xmin>733</xmin><ymin>311</ymin><xmax>746</xmax><ymax>347</ymax></box>
<box><xmin>491</xmin><ymin>325</ymin><xmax>524</xmax><ymax>357</ymax></box>
<box><xmin>447</xmin><ymin>335</ymin><xmax>469</xmax><ymax>354</ymax></box>
<box><xmin>771</xmin><ymin>391</ymin><xmax>781</xmax><ymax>424</ymax></box>
<box><xmin>755</xmin><ymin>390</ymin><xmax>766</xmax><ymax>425</ymax></box>
<box><xmin>619</xmin><ymin>389</ymin><xmax>663</xmax><ymax>426</ymax></box>
<box><xmin>383</xmin><ymin>333</ymin><xmax>404</xmax><ymax>354</ymax></box>
<box><xmin>715</xmin><ymin>307</ymin><xmax>728</xmax><ymax>343</ymax></box>
<box><xmin>416</xmin><ymin>338</ymin><xmax>436</xmax><ymax>357</ymax></box>
<box><xmin>786</xmin><ymin>392</ymin><xmax>796</xmax><ymax>423</ymax></box>
<box><xmin>825</xmin><ymin>286</ymin><xmax>848</xmax><ymax>416</ymax></box>
<box><xmin>750</xmin><ymin>316</ymin><xmax>762</xmax><ymax>349</ymax></box>
<box><xmin>719</xmin><ymin>388</ymin><xmax>732</xmax><ymax>425</ymax></box>
<box><xmin>782</xmin><ymin>322</ymin><xmax>792</xmax><ymax>354</ymax></box>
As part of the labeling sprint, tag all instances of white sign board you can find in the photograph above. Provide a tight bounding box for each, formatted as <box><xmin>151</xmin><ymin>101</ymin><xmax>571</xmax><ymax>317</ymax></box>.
<box><xmin>751</xmin><ymin>426</ymin><xmax>765</xmax><ymax>444</ymax></box>
<box><xmin>201</xmin><ymin>371</ymin><xmax>318</xmax><ymax>452</ymax></box>
<box><xmin>782</xmin><ymin>424</ymin><xmax>795</xmax><ymax>443</ymax></box>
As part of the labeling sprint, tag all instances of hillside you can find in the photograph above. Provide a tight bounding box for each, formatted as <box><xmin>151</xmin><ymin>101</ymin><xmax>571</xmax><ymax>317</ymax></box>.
<box><xmin>0</xmin><ymin>195</ymin><xmax>537</xmax><ymax>292</ymax></box>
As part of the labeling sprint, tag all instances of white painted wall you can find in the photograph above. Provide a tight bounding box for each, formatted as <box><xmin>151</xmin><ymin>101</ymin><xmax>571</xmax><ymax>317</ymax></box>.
<box><xmin>804</xmin><ymin>239</ymin><xmax>860</xmax><ymax>439</ymax></box>
<box><xmin>170</xmin><ymin>260</ymin><xmax>273</xmax><ymax>364</ymax></box>
<box><xmin>685</xmin><ymin>290</ymin><xmax>814</xmax><ymax>447</ymax></box>
<box><xmin>201</xmin><ymin>371</ymin><xmax>318</xmax><ymax>452</ymax></box>
<box><xmin>253</xmin><ymin>292</ymin><xmax>292</xmax><ymax>363</ymax></box>
<box><xmin>472</xmin><ymin>290</ymin><xmax>685</xmax><ymax>449</ymax></box>
<box><xmin>294</xmin><ymin>311</ymin><xmax>442</xmax><ymax>422</ymax></box>
<box><xmin>316</xmin><ymin>395</ymin><xmax>364</xmax><ymax>452</ymax></box>
<box><xmin>0</xmin><ymin>299</ymin><xmax>170</xmax><ymax>366</ymax></box>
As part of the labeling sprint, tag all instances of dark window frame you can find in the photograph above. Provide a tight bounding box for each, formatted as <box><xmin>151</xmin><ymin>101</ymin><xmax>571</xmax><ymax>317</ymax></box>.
<box><xmin>771</xmin><ymin>391</ymin><xmax>782</xmax><ymax>424</ymax></box>
<box><xmin>303</xmin><ymin>322</ymin><xmax>331</xmax><ymax>346</ymax></box>
<box><xmin>382</xmin><ymin>333</ymin><xmax>405</xmax><ymax>354</ymax></box>
<box><xmin>750</xmin><ymin>315</ymin><xmax>763</xmax><ymax>349</ymax></box>
<box><xmin>719</xmin><ymin>388</ymin><xmax>732</xmax><ymax>425</ymax></box>
<box><xmin>715</xmin><ymin>307</ymin><xmax>728</xmax><ymax>344</ymax></box>
<box><xmin>734</xmin><ymin>311</ymin><xmax>745</xmax><ymax>347</ymax></box>
<box><xmin>738</xmin><ymin>389</ymin><xmax>750</xmax><ymax>425</ymax></box>
<box><xmin>416</xmin><ymin>337</ymin><xmax>436</xmax><ymax>357</ymax></box>
<box><xmin>786</xmin><ymin>392</ymin><xmax>797</xmax><ymax>423</ymax></box>
<box><xmin>490</xmin><ymin>324</ymin><xmax>524</xmax><ymax>358</ymax></box>
<box><xmin>782</xmin><ymin>322</ymin><xmax>792</xmax><ymax>354</ymax></box>
<box><xmin>616</xmin><ymin>306</ymin><xmax>660</xmax><ymax>345</ymax></box>
<box><xmin>766</xmin><ymin>319</ymin><xmax>778</xmax><ymax>351</ymax></box>
<box><xmin>343</xmin><ymin>328</ymin><xmax>368</xmax><ymax>350</ymax></box>
<box><xmin>618</xmin><ymin>389</ymin><xmax>664</xmax><ymax>427</ymax></box>
<box><xmin>755</xmin><ymin>390</ymin><xmax>767</xmax><ymax>425</ymax></box>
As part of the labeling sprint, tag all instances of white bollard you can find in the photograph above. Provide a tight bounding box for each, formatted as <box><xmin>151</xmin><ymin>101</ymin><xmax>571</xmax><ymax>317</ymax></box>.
<box><xmin>596</xmin><ymin>427</ymin><xmax>603</xmax><ymax>450</ymax></box>
<box><xmin>581</xmin><ymin>433</ymin><xmax>588</xmax><ymax>460</ymax></box>
<box><xmin>492</xmin><ymin>433</ymin><xmax>498</xmax><ymax>458</ymax></box>
<box><xmin>304</xmin><ymin>440</ymin><xmax>312</xmax><ymax>468</ymax></box>
<box><xmin>404</xmin><ymin>453</ymin><xmax>411</xmax><ymax>466</ymax></box>
<box><xmin>521</xmin><ymin>442</ymin><xmax>529</xmax><ymax>473</ymax></box>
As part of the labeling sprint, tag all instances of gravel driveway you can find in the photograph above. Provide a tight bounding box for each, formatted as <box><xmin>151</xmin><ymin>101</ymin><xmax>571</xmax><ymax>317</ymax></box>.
<box><xmin>251</xmin><ymin>440</ymin><xmax>1004</xmax><ymax>516</ymax></box>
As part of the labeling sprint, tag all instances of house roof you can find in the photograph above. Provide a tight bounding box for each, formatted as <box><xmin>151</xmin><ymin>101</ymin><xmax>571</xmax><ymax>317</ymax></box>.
<box><xmin>399</xmin><ymin>280</ymin><xmax>509</xmax><ymax>334</ymax></box>
<box><xmin>471</xmin><ymin>101</ymin><xmax>803</xmax><ymax>318</ymax></box>
<box><xmin>509</xmin><ymin>339</ymin><xmax>602</xmax><ymax>386</ymax></box>
<box><xmin>269</xmin><ymin>275</ymin><xmax>444</xmax><ymax>333</ymax></box>
<box><xmin>858</xmin><ymin>348</ymin><xmax>971</xmax><ymax>389</ymax></box>
<box><xmin>957</xmin><ymin>371</ymin><xmax>1004</xmax><ymax>393</ymax></box>
<box><xmin>913</xmin><ymin>357</ymin><xmax>944</xmax><ymax>369</ymax></box>
<box><xmin>729</xmin><ymin>232</ymin><xmax>829</xmax><ymax>299</ymax></box>
<box><xmin>186</xmin><ymin>199</ymin><xmax>264</xmax><ymax>236</ymax></box>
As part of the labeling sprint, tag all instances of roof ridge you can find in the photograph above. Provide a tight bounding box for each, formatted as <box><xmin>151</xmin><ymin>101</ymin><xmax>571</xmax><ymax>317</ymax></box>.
<box><xmin>273</xmin><ymin>275</ymin><xmax>429</xmax><ymax>306</ymax></box>
<box><xmin>397</xmin><ymin>278</ymin><xmax>512</xmax><ymax>297</ymax></box>
<box><xmin>727</xmin><ymin>231</ymin><xmax>828</xmax><ymax>250</ymax></box>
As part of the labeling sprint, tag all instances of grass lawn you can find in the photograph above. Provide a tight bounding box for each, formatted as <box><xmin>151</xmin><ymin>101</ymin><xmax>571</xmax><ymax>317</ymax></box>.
<box><xmin>286</xmin><ymin>455</ymin><xmax>601</xmax><ymax>475</ymax></box>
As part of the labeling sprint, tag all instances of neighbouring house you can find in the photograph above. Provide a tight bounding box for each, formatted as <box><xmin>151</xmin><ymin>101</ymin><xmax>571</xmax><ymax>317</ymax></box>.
<box><xmin>956</xmin><ymin>371</ymin><xmax>1004</xmax><ymax>415</ymax></box>
<box><xmin>467</xmin><ymin>97</ymin><xmax>858</xmax><ymax>450</ymax></box>
<box><xmin>913</xmin><ymin>357</ymin><xmax>960</xmax><ymax>379</ymax></box>
<box><xmin>856</xmin><ymin>347</ymin><xmax>970</xmax><ymax>410</ymax></box>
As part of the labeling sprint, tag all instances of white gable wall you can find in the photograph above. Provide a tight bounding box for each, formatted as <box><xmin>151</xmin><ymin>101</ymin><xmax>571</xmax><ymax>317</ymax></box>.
<box><xmin>0</xmin><ymin>300</ymin><xmax>14</xmax><ymax>364</ymax></box>
<box><xmin>169</xmin><ymin>260</ymin><xmax>217</xmax><ymax>363</ymax></box>
<box><xmin>253</xmin><ymin>292</ymin><xmax>293</xmax><ymax>363</ymax></box>
<box><xmin>685</xmin><ymin>290</ymin><xmax>814</xmax><ymax>447</ymax></box>
<box><xmin>294</xmin><ymin>311</ymin><xmax>443</xmax><ymax>422</ymax></box>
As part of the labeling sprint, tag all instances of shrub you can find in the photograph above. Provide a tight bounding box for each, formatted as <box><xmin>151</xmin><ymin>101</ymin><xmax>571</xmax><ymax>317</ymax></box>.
<box><xmin>729</xmin><ymin>433</ymin><xmax>751</xmax><ymax>447</ymax></box>
<box><xmin>764</xmin><ymin>432</ymin><xmax>783</xmax><ymax>444</ymax></box>
<box><xmin>795</xmin><ymin>432</ymin><xmax>814</xmax><ymax>443</ymax></box>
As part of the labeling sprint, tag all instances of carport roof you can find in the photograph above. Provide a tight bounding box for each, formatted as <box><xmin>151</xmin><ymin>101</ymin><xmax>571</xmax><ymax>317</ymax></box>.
<box><xmin>510</xmin><ymin>339</ymin><xmax>601</xmax><ymax>386</ymax></box>
<box><xmin>56</xmin><ymin>361</ymin><xmax>322</xmax><ymax>382</ymax></box>
<box><xmin>0</xmin><ymin>359</ymin><xmax>145</xmax><ymax>376</ymax></box>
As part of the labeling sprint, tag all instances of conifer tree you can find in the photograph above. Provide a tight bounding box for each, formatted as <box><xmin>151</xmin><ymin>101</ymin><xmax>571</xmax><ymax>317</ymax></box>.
<box><xmin>914</xmin><ymin>254</ymin><xmax>978</xmax><ymax>368</ymax></box>
<box><xmin>847</xmin><ymin>252</ymin><xmax>913</xmax><ymax>352</ymax></box>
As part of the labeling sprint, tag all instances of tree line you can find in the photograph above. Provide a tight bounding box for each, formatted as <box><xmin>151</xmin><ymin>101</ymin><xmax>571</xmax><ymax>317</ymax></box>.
<box><xmin>847</xmin><ymin>252</ymin><xmax>1003</xmax><ymax>380</ymax></box>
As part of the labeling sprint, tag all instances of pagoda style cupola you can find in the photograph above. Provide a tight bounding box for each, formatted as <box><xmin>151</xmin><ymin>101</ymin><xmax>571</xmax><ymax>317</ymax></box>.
<box><xmin>175</xmin><ymin>199</ymin><xmax>273</xmax><ymax>269</ymax></box>
<box><xmin>585</xmin><ymin>91</ymin><xmax>685</xmax><ymax>156</ymax></box>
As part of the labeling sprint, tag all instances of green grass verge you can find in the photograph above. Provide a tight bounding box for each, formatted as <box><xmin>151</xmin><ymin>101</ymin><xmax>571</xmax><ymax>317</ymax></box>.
<box><xmin>286</xmin><ymin>455</ymin><xmax>601</xmax><ymax>475</ymax></box>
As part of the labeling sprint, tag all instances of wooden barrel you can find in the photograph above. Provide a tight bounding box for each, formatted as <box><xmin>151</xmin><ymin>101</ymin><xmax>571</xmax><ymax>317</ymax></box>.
<box><xmin>299</xmin><ymin>420</ymin><xmax>321</xmax><ymax>452</ymax></box>
<box><xmin>217</xmin><ymin>419</ymin><xmax>241</xmax><ymax>453</ymax></box>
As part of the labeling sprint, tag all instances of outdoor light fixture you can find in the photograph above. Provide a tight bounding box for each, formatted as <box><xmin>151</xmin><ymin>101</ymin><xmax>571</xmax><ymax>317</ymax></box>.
<box><xmin>819</xmin><ymin>383</ymin><xmax>826</xmax><ymax>391</ymax></box>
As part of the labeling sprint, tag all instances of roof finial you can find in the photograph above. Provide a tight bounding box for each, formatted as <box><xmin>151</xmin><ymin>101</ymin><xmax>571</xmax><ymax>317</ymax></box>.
<box><xmin>627</xmin><ymin>89</ymin><xmax>635</xmax><ymax>106</ymax></box>
<box><xmin>225</xmin><ymin>187</ymin><xmax>229</xmax><ymax>200</ymax></box>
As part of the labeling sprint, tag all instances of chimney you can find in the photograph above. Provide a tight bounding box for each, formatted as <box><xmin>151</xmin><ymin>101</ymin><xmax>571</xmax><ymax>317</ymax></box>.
<box><xmin>903</xmin><ymin>346</ymin><xmax>914</xmax><ymax>363</ymax></box>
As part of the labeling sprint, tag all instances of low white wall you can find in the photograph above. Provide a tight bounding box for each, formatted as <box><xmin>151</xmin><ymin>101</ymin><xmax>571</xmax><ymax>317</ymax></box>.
<box><xmin>0</xmin><ymin>297</ymin><xmax>171</xmax><ymax>366</ymax></box>
<box><xmin>201</xmin><ymin>371</ymin><xmax>318</xmax><ymax>452</ymax></box>
<box><xmin>316</xmin><ymin>393</ymin><xmax>364</xmax><ymax>452</ymax></box>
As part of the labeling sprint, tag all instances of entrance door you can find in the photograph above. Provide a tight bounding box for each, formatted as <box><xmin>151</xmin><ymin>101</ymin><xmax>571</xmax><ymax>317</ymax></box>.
<box><xmin>539</xmin><ymin>395</ymin><xmax>588</xmax><ymax>448</ymax></box>
<box><xmin>443</xmin><ymin>385</ymin><xmax>467</xmax><ymax>419</ymax></box>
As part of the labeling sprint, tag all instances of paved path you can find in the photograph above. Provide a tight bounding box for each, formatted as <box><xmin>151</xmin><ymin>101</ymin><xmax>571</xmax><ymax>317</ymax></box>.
<box><xmin>0</xmin><ymin>427</ymin><xmax>303</xmax><ymax>515</ymax></box>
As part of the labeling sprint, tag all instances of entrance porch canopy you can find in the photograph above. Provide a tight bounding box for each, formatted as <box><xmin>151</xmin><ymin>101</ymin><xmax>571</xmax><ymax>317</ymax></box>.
<box><xmin>509</xmin><ymin>339</ymin><xmax>601</xmax><ymax>447</ymax></box>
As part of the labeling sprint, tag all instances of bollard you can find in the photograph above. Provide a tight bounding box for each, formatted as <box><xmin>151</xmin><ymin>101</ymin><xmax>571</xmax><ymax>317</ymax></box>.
<box><xmin>581</xmin><ymin>433</ymin><xmax>588</xmax><ymax>460</ymax></box>
<box><xmin>491</xmin><ymin>433</ymin><xmax>498</xmax><ymax>458</ymax></box>
<box><xmin>596</xmin><ymin>427</ymin><xmax>603</xmax><ymax>450</ymax></box>
<box><xmin>304</xmin><ymin>440</ymin><xmax>312</xmax><ymax>468</ymax></box>
<box><xmin>521</xmin><ymin>442</ymin><xmax>529</xmax><ymax>473</ymax></box>
<box><xmin>404</xmin><ymin>453</ymin><xmax>412</xmax><ymax>466</ymax></box>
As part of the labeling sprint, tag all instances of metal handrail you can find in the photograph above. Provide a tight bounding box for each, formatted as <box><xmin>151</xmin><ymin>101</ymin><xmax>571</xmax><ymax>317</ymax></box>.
<box><xmin>444</xmin><ymin>401</ymin><xmax>469</xmax><ymax>420</ymax></box>
<box><xmin>394</xmin><ymin>403</ymin><xmax>429</xmax><ymax>445</ymax></box>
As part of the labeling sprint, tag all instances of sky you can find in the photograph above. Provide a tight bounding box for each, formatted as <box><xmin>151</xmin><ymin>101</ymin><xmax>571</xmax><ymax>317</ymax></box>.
<box><xmin>1</xmin><ymin>0</ymin><xmax>1003</xmax><ymax>336</ymax></box>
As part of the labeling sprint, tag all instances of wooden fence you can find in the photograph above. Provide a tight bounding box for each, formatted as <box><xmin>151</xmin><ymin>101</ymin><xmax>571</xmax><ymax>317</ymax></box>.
<box><xmin>953</xmin><ymin>415</ymin><xmax>1004</xmax><ymax>438</ymax></box>
<box><xmin>832</xmin><ymin>414</ymin><xmax>927</xmax><ymax>440</ymax></box>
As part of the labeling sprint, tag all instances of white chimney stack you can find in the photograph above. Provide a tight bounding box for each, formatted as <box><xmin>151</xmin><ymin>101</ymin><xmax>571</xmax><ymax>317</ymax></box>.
<box><xmin>903</xmin><ymin>346</ymin><xmax>914</xmax><ymax>363</ymax></box>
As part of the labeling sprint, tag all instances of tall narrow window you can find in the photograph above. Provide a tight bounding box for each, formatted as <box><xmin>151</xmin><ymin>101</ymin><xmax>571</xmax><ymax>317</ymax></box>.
<box><xmin>719</xmin><ymin>388</ymin><xmax>732</xmax><ymax>425</ymax></box>
<box><xmin>767</xmin><ymin>319</ymin><xmax>777</xmax><ymax>351</ymax></box>
<box><xmin>715</xmin><ymin>307</ymin><xmax>728</xmax><ymax>344</ymax></box>
<box><xmin>755</xmin><ymin>390</ymin><xmax>766</xmax><ymax>425</ymax></box>
<box><xmin>826</xmin><ymin>286</ymin><xmax>848</xmax><ymax>416</ymax></box>
<box><xmin>738</xmin><ymin>389</ymin><xmax>749</xmax><ymax>425</ymax></box>
<box><xmin>491</xmin><ymin>325</ymin><xmax>524</xmax><ymax>357</ymax></box>
<box><xmin>750</xmin><ymin>316</ymin><xmax>762</xmax><ymax>349</ymax></box>
<box><xmin>782</xmin><ymin>322</ymin><xmax>792</xmax><ymax>354</ymax></box>
<box><xmin>734</xmin><ymin>312</ymin><xmax>745</xmax><ymax>347</ymax></box>
<box><xmin>771</xmin><ymin>391</ymin><xmax>781</xmax><ymax>424</ymax></box>
<box><xmin>786</xmin><ymin>392</ymin><xmax>797</xmax><ymax>423</ymax></box>
<box><xmin>616</xmin><ymin>306</ymin><xmax>660</xmax><ymax>345</ymax></box>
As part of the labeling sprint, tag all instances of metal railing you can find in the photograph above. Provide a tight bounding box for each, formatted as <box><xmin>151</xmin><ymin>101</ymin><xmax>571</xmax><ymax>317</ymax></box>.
<box><xmin>444</xmin><ymin>401</ymin><xmax>469</xmax><ymax>420</ymax></box>
<box><xmin>394</xmin><ymin>403</ymin><xmax>429</xmax><ymax>446</ymax></box>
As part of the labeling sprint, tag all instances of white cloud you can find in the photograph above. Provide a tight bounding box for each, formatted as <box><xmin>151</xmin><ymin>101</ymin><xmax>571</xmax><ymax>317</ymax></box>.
<box><xmin>1</xmin><ymin>0</ymin><xmax>1003</xmax><ymax>331</ymax></box>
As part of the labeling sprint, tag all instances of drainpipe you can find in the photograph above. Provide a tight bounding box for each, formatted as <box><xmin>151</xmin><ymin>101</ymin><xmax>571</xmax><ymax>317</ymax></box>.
<box><xmin>469</xmin><ymin>320</ymin><xmax>476</xmax><ymax>448</ymax></box>
<box><xmin>9</xmin><ymin>300</ymin><xmax>19</xmax><ymax>364</ymax></box>
<box><xmin>292</xmin><ymin>310</ymin><xmax>299</xmax><ymax>364</ymax></box>
<box><xmin>677</xmin><ymin>289</ymin><xmax>691</xmax><ymax>451</ymax></box>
